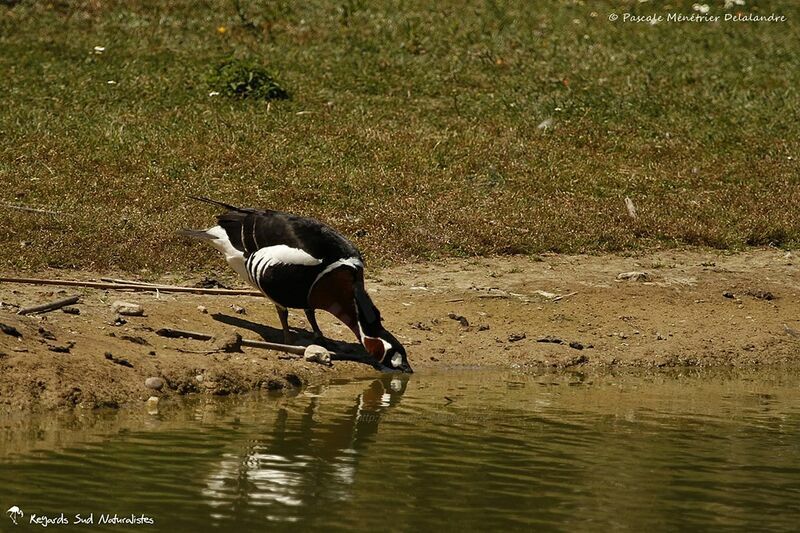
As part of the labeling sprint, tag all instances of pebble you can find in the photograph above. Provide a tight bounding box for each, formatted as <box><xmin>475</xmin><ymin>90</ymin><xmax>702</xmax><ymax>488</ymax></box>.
<box><xmin>616</xmin><ymin>271</ymin><xmax>651</xmax><ymax>282</ymax></box>
<box><xmin>230</xmin><ymin>304</ymin><xmax>246</xmax><ymax>314</ymax></box>
<box><xmin>146</xmin><ymin>396</ymin><xmax>160</xmax><ymax>415</ymax></box>
<box><xmin>145</xmin><ymin>377</ymin><xmax>165</xmax><ymax>391</ymax></box>
<box><xmin>62</xmin><ymin>306</ymin><xmax>81</xmax><ymax>315</ymax></box>
<box><xmin>536</xmin><ymin>335</ymin><xmax>562</xmax><ymax>344</ymax></box>
<box><xmin>508</xmin><ymin>332</ymin><xmax>527</xmax><ymax>342</ymax></box>
<box><xmin>448</xmin><ymin>313</ymin><xmax>469</xmax><ymax>329</ymax></box>
<box><xmin>197</xmin><ymin>305</ymin><xmax>208</xmax><ymax>314</ymax></box>
<box><xmin>723</xmin><ymin>291</ymin><xmax>735</xmax><ymax>299</ymax></box>
<box><xmin>104</xmin><ymin>352</ymin><xmax>134</xmax><ymax>368</ymax></box>
<box><xmin>0</xmin><ymin>322</ymin><xmax>21</xmax><ymax>337</ymax></box>
<box><xmin>211</xmin><ymin>332</ymin><xmax>242</xmax><ymax>353</ymax></box>
<box><xmin>569</xmin><ymin>341</ymin><xmax>584</xmax><ymax>350</ymax></box>
<box><xmin>746</xmin><ymin>289</ymin><xmax>774</xmax><ymax>301</ymax></box>
<box><xmin>304</xmin><ymin>344</ymin><xmax>332</xmax><ymax>366</ymax></box>
<box><xmin>47</xmin><ymin>341</ymin><xmax>75</xmax><ymax>353</ymax></box>
<box><xmin>111</xmin><ymin>301</ymin><xmax>144</xmax><ymax>316</ymax></box>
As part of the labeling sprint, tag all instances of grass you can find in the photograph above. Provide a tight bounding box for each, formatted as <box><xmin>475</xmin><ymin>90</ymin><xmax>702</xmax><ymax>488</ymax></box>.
<box><xmin>0</xmin><ymin>0</ymin><xmax>798</xmax><ymax>272</ymax></box>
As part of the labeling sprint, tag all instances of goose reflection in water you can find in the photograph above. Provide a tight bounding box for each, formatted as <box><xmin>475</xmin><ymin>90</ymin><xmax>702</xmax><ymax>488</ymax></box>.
<box><xmin>202</xmin><ymin>374</ymin><xmax>410</xmax><ymax>522</ymax></box>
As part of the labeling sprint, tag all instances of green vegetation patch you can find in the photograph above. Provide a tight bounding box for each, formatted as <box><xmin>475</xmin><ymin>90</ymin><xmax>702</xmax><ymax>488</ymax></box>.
<box><xmin>207</xmin><ymin>58</ymin><xmax>289</xmax><ymax>100</ymax></box>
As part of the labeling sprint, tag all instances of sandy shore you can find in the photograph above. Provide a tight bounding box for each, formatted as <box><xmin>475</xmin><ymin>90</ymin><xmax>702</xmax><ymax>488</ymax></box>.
<box><xmin>1</xmin><ymin>248</ymin><xmax>798</xmax><ymax>411</ymax></box>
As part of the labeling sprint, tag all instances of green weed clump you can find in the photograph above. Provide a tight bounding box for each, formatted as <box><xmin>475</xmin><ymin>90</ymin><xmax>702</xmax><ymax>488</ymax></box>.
<box><xmin>207</xmin><ymin>59</ymin><xmax>289</xmax><ymax>100</ymax></box>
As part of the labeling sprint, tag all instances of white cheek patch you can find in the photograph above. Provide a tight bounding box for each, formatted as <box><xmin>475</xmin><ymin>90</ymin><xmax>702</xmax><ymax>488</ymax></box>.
<box><xmin>391</xmin><ymin>353</ymin><xmax>403</xmax><ymax>368</ymax></box>
<box><xmin>205</xmin><ymin>226</ymin><xmax>249</xmax><ymax>280</ymax></box>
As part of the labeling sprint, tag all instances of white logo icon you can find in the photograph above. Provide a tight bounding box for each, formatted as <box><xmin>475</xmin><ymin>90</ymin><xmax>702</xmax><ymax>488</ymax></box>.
<box><xmin>7</xmin><ymin>506</ymin><xmax>23</xmax><ymax>525</ymax></box>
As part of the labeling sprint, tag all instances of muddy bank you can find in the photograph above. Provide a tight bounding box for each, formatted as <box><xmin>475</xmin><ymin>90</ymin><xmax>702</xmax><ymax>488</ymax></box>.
<box><xmin>0</xmin><ymin>248</ymin><xmax>798</xmax><ymax>411</ymax></box>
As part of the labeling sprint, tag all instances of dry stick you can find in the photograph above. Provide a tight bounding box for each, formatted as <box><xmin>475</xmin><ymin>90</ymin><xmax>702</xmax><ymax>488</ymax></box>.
<box><xmin>156</xmin><ymin>327</ymin><xmax>306</xmax><ymax>355</ymax></box>
<box><xmin>0</xmin><ymin>277</ymin><xmax>262</xmax><ymax>296</ymax></box>
<box><xmin>100</xmin><ymin>277</ymin><xmax>158</xmax><ymax>286</ymax></box>
<box><xmin>1</xmin><ymin>203</ymin><xmax>64</xmax><ymax>216</ymax></box>
<box><xmin>18</xmin><ymin>295</ymin><xmax>80</xmax><ymax>315</ymax></box>
<box><xmin>552</xmin><ymin>291</ymin><xmax>578</xmax><ymax>302</ymax></box>
<box><xmin>155</xmin><ymin>327</ymin><xmax>383</xmax><ymax>366</ymax></box>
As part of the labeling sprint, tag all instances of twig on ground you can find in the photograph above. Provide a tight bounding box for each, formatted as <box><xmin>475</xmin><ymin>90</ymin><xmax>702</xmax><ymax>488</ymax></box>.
<box><xmin>100</xmin><ymin>277</ymin><xmax>159</xmax><ymax>286</ymax></box>
<box><xmin>1</xmin><ymin>202</ymin><xmax>64</xmax><ymax>216</ymax></box>
<box><xmin>553</xmin><ymin>291</ymin><xmax>578</xmax><ymax>302</ymax></box>
<box><xmin>155</xmin><ymin>326</ymin><xmax>384</xmax><ymax>368</ymax></box>
<box><xmin>156</xmin><ymin>327</ymin><xmax>307</xmax><ymax>355</ymax></box>
<box><xmin>18</xmin><ymin>295</ymin><xmax>80</xmax><ymax>315</ymax></box>
<box><xmin>0</xmin><ymin>277</ymin><xmax>262</xmax><ymax>296</ymax></box>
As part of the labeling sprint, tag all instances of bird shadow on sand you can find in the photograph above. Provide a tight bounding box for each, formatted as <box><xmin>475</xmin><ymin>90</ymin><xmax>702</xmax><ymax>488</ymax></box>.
<box><xmin>211</xmin><ymin>313</ymin><xmax>365</xmax><ymax>355</ymax></box>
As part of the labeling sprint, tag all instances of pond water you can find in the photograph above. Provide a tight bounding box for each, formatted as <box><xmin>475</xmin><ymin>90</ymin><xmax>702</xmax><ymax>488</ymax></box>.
<box><xmin>2</xmin><ymin>369</ymin><xmax>800</xmax><ymax>531</ymax></box>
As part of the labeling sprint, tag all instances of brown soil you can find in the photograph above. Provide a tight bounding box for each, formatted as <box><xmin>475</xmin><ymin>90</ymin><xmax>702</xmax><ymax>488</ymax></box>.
<box><xmin>1</xmin><ymin>248</ymin><xmax>798</xmax><ymax>412</ymax></box>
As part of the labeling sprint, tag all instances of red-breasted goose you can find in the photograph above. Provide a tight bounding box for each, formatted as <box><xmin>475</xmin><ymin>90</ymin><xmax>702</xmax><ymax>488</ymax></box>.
<box><xmin>182</xmin><ymin>197</ymin><xmax>412</xmax><ymax>373</ymax></box>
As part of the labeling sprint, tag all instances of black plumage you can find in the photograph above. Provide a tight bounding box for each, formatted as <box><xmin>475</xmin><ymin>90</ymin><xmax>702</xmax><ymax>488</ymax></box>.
<box><xmin>183</xmin><ymin>197</ymin><xmax>411</xmax><ymax>372</ymax></box>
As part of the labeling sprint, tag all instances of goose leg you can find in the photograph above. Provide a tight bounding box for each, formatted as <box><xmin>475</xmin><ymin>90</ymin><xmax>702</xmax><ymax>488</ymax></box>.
<box><xmin>304</xmin><ymin>309</ymin><xmax>329</xmax><ymax>346</ymax></box>
<box><xmin>275</xmin><ymin>305</ymin><xmax>294</xmax><ymax>344</ymax></box>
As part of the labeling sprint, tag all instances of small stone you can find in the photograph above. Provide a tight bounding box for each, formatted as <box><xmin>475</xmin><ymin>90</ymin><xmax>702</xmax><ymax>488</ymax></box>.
<box><xmin>146</xmin><ymin>396</ymin><xmax>159</xmax><ymax>415</ymax></box>
<box><xmin>656</xmin><ymin>332</ymin><xmax>667</xmax><ymax>340</ymax></box>
<box><xmin>47</xmin><ymin>341</ymin><xmax>75</xmax><ymax>353</ymax></box>
<box><xmin>148</xmin><ymin>350</ymin><xmax>157</xmax><ymax>356</ymax></box>
<box><xmin>568</xmin><ymin>341</ymin><xmax>584</xmax><ymax>350</ymax></box>
<box><xmin>61</xmin><ymin>306</ymin><xmax>81</xmax><ymax>315</ymax></box>
<box><xmin>211</xmin><ymin>332</ymin><xmax>242</xmax><ymax>353</ymax></box>
<box><xmin>111</xmin><ymin>301</ymin><xmax>144</xmax><ymax>316</ymax></box>
<box><xmin>478</xmin><ymin>324</ymin><xmax>490</xmax><ymax>331</ymax></box>
<box><xmin>145</xmin><ymin>377</ymin><xmax>164</xmax><ymax>391</ymax></box>
<box><xmin>195</xmin><ymin>374</ymin><xmax>204</xmax><ymax>383</ymax></box>
<box><xmin>616</xmin><ymin>271</ymin><xmax>651</xmax><ymax>282</ymax></box>
<box><xmin>508</xmin><ymin>332</ymin><xmax>527</xmax><ymax>342</ymax></box>
<box><xmin>197</xmin><ymin>305</ymin><xmax>208</xmax><ymax>314</ymax></box>
<box><xmin>746</xmin><ymin>289</ymin><xmax>774</xmax><ymax>301</ymax></box>
<box><xmin>304</xmin><ymin>344</ymin><xmax>332</xmax><ymax>366</ymax></box>
<box><xmin>120</xmin><ymin>334</ymin><xmax>150</xmax><ymax>346</ymax></box>
<box><xmin>448</xmin><ymin>313</ymin><xmax>470</xmax><ymax>329</ymax></box>
<box><xmin>38</xmin><ymin>327</ymin><xmax>56</xmax><ymax>340</ymax></box>
<box><xmin>0</xmin><ymin>323</ymin><xmax>21</xmax><ymax>338</ymax></box>
<box><xmin>113</xmin><ymin>316</ymin><xmax>127</xmax><ymax>326</ymax></box>
<box><xmin>564</xmin><ymin>354</ymin><xmax>589</xmax><ymax>367</ymax></box>
<box><xmin>104</xmin><ymin>352</ymin><xmax>134</xmax><ymax>368</ymax></box>
<box><xmin>723</xmin><ymin>291</ymin><xmax>735</xmax><ymax>299</ymax></box>
<box><xmin>536</xmin><ymin>335</ymin><xmax>563</xmax><ymax>344</ymax></box>
<box><xmin>230</xmin><ymin>304</ymin><xmax>246</xmax><ymax>314</ymax></box>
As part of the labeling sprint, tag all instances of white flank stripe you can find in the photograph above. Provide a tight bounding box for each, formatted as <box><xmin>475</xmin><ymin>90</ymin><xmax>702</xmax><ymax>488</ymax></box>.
<box><xmin>246</xmin><ymin>245</ymin><xmax>323</xmax><ymax>287</ymax></box>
